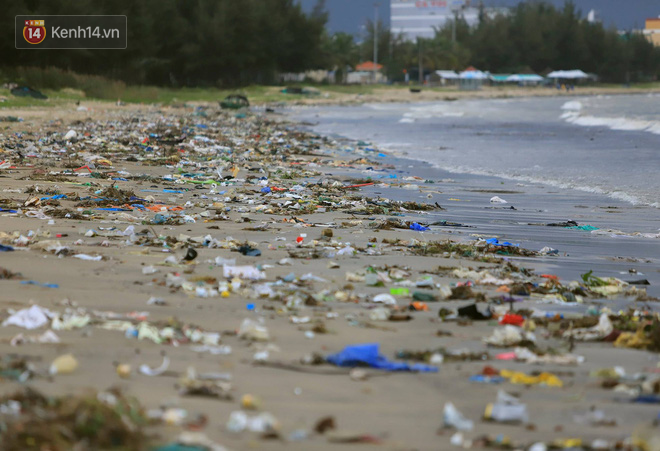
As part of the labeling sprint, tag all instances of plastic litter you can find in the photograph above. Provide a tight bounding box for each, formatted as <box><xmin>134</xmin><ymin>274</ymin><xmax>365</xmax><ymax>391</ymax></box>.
<box><xmin>563</xmin><ymin>313</ymin><xmax>613</xmax><ymax>341</ymax></box>
<box><xmin>49</xmin><ymin>354</ymin><xmax>78</xmax><ymax>375</ymax></box>
<box><xmin>443</xmin><ymin>402</ymin><xmax>474</xmax><ymax>431</ymax></box>
<box><xmin>484</xmin><ymin>325</ymin><xmax>535</xmax><ymax>347</ymax></box>
<box><xmin>326</xmin><ymin>343</ymin><xmax>438</xmax><ymax>372</ymax></box>
<box><xmin>410</xmin><ymin>222</ymin><xmax>430</xmax><ymax>231</ymax></box>
<box><xmin>238</xmin><ymin>245</ymin><xmax>261</xmax><ymax>257</ymax></box>
<box><xmin>139</xmin><ymin>356</ymin><xmax>170</xmax><ymax>376</ymax></box>
<box><xmin>2</xmin><ymin>305</ymin><xmax>53</xmax><ymax>329</ymax></box>
<box><xmin>0</xmin><ymin>77</ymin><xmax>655</xmax><ymax>450</ymax></box>
<box><xmin>372</xmin><ymin>293</ymin><xmax>397</xmax><ymax>305</ymax></box>
<box><xmin>223</xmin><ymin>265</ymin><xmax>265</xmax><ymax>280</ymax></box>
<box><xmin>226</xmin><ymin>411</ymin><xmax>280</xmax><ymax>434</ymax></box>
<box><xmin>238</xmin><ymin>318</ymin><xmax>270</xmax><ymax>341</ymax></box>
<box><xmin>73</xmin><ymin>254</ymin><xmax>103</xmax><ymax>261</ymax></box>
<box><xmin>500</xmin><ymin>369</ymin><xmax>563</xmax><ymax>387</ymax></box>
<box><xmin>10</xmin><ymin>86</ymin><xmax>47</xmax><ymax>99</ymax></box>
<box><xmin>10</xmin><ymin>329</ymin><xmax>60</xmax><ymax>346</ymax></box>
<box><xmin>484</xmin><ymin>390</ymin><xmax>529</xmax><ymax>423</ymax></box>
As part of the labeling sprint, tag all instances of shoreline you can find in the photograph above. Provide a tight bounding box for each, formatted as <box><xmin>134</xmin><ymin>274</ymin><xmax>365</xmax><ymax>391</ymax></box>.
<box><xmin>3</xmin><ymin>84</ymin><xmax>660</xmax><ymax>111</ymax></box>
<box><xmin>287</xmin><ymin>96</ymin><xmax>660</xmax><ymax>212</ymax></box>
<box><xmin>270</xmin><ymin>85</ymin><xmax>660</xmax><ymax>107</ymax></box>
<box><xmin>287</xmin><ymin>121</ymin><xmax>660</xmax><ymax>294</ymax></box>
<box><xmin>0</xmin><ymin>101</ymin><xmax>658</xmax><ymax>449</ymax></box>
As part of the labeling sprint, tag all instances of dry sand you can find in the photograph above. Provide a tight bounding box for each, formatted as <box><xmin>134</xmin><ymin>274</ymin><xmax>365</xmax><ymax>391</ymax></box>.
<box><xmin>0</xmin><ymin>100</ymin><xmax>657</xmax><ymax>451</ymax></box>
<box><xmin>289</xmin><ymin>85</ymin><xmax>660</xmax><ymax>106</ymax></box>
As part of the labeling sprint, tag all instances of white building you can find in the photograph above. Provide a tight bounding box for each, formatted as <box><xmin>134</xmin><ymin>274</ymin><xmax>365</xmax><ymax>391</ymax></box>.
<box><xmin>586</xmin><ymin>9</ymin><xmax>601</xmax><ymax>24</ymax></box>
<box><xmin>391</xmin><ymin>0</ymin><xmax>479</xmax><ymax>41</ymax></box>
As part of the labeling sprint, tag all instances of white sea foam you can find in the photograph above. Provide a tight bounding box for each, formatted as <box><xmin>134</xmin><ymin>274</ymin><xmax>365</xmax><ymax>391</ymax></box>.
<box><xmin>378</xmin><ymin>142</ymin><xmax>413</xmax><ymax>148</ymax></box>
<box><xmin>434</xmin><ymin>163</ymin><xmax>659</xmax><ymax>209</ymax></box>
<box><xmin>299</xmin><ymin>97</ymin><xmax>660</xmax><ymax>211</ymax></box>
<box><xmin>561</xmin><ymin>100</ymin><xmax>583</xmax><ymax>111</ymax></box>
<box><xmin>402</xmin><ymin>104</ymin><xmax>466</xmax><ymax>120</ymax></box>
<box><xmin>378</xmin><ymin>140</ymin><xmax>659</xmax><ymax>209</ymax></box>
<box><xmin>560</xmin><ymin>98</ymin><xmax>660</xmax><ymax>135</ymax></box>
<box><xmin>562</xmin><ymin>112</ymin><xmax>660</xmax><ymax>135</ymax></box>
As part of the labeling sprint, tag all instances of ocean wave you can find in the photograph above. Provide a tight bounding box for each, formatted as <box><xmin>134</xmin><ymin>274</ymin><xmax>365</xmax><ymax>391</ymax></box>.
<box><xmin>561</xmin><ymin>112</ymin><xmax>660</xmax><ymax>135</ymax></box>
<box><xmin>434</xmin><ymin>164</ymin><xmax>659</xmax><ymax>209</ymax></box>
<box><xmin>561</xmin><ymin>100</ymin><xmax>583</xmax><ymax>111</ymax></box>
<box><xmin>377</xmin><ymin>140</ymin><xmax>659</xmax><ymax>209</ymax></box>
<box><xmin>403</xmin><ymin>104</ymin><xmax>466</xmax><ymax>119</ymax></box>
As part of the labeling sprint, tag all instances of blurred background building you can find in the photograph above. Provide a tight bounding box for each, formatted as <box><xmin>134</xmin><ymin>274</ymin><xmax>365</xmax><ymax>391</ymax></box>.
<box><xmin>644</xmin><ymin>17</ymin><xmax>660</xmax><ymax>46</ymax></box>
<box><xmin>390</xmin><ymin>0</ymin><xmax>477</xmax><ymax>40</ymax></box>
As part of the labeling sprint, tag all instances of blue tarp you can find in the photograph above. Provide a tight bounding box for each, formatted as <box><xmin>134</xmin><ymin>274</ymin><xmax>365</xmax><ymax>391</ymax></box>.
<box><xmin>485</xmin><ymin>238</ymin><xmax>519</xmax><ymax>247</ymax></box>
<box><xmin>326</xmin><ymin>343</ymin><xmax>438</xmax><ymax>372</ymax></box>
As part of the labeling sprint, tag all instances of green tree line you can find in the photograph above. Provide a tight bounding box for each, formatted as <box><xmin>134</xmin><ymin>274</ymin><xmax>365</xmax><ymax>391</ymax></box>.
<box><xmin>0</xmin><ymin>0</ymin><xmax>327</xmax><ymax>87</ymax></box>
<box><xmin>0</xmin><ymin>0</ymin><xmax>657</xmax><ymax>87</ymax></box>
<box><xmin>324</xmin><ymin>1</ymin><xmax>659</xmax><ymax>84</ymax></box>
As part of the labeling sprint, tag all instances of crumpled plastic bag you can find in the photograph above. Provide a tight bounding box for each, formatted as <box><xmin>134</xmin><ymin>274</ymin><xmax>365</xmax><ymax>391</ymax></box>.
<box><xmin>155</xmin><ymin>431</ymin><xmax>229</xmax><ymax>451</ymax></box>
<box><xmin>497</xmin><ymin>347</ymin><xmax>584</xmax><ymax>365</ymax></box>
<box><xmin>484</xmin><ymin>325</ymin><xmax>535</xmax><ymax>347</ymax></box>
<box><xmin>452</xmin><ymin>268</ymin><xmax>512</xmax><ymax>285</ymax></box>
<box><xmin>590</xmin><ymin>284</ymin><xmax>627</xmax><ymax>296</ymax></box>
<box><xmin>73</xmin><ymin>254</ymin><xmax>103</xmax><ymax>261</ymax></box>
<box><xmin>500</xmin><ymin>369</ymin><xmax>563</xmax><ymax>387</ymax></box>
<box><xmin>336</xmin><ymin>246</ymin><xmax>355</xmax><ymax>256</ymax></box>
<box><xmin>30</xmin><ymin>240</ymin><xmax>69</xmax><ymax>254</ymax></box>
<box><xmin>484</xmin><ymin>390</ymin><xmax>529</xmax><ymax>423</ymax></box>
<box><xmin>137</xmin><ymin>322</ymin><xmax>163</xmax><ymax>344</ymax></box>
<box><xmin>2</xmin><ymin>305</ymin><xmax>54</xmax><ymax>329</ymax></box>
<box><xmin>140</xmin><ymin>356</ymin><xmax>170</xmax><ymax>376</ymax></box>
<box><xmin>562</xmin><ymin>313</ymin><xmax>612</xmax><ymax>341</ymax></box>
<box><xmin>223</xmin><ymin>265</ymin><xmax>265</xmax><ymax>280</ymax></box>
<box><xmin>226</xmin><ymin>410</ymin><xmax>280</xmax><ymax>434</ymax></box>
<box><xmin>51</xmin><ymin>314</ymin><xmax>90</xmax><ymax>330</ymax></box>
<box><xmin>10</xmin><ymin>329</ymin><xmax>60</xmax><ymax>346</ymax></box>
<box><xmin>326</xmin><ymin>343</ymin><xmax>438</xmax><ymax>372</ymax></box>
<box><xmin>372</xmin><ymin>293</ymin><xmax>397</xmax><ymax>305</ymax></box>
<box><xmin>485</xmin><ymin>238</ymin><xmax>519</xmax><ymax>247</ymax></box>
<box><xmin>613</xmin><ymin>326</ymin><xmax>652</xmax><ymax>350</ymax></box>
<box><xmin>443</xmin><ymin>402</ymin><xmax>474</xmax><ymax>430</ymax></box>
<box><xmin>238</xmin><ymin>318</ymin><xmax>270</xmax><ymax>341</ymax></box>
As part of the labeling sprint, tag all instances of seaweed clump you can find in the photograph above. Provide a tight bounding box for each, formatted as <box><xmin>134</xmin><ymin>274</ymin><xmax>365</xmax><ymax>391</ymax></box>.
<box><xmin>0</xmin><ymin>387</ymin><xmax>151</xmax><ymax>450</ymax></box>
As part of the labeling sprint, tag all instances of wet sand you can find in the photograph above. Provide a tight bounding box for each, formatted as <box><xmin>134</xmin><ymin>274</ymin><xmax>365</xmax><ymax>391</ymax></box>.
<box><xmin>0</xmin><ymin>101</ymin><xmax>658</xmax><ymax>450</ymax></box>
<box><xmin>289</xmin><ymin>85</ymin><xmax>660</xmax><ymax>106</ymax></box>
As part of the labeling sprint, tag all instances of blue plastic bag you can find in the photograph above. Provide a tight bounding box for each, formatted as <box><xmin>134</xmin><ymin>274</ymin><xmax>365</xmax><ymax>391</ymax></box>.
<box><xmin>485</xmin><ymin>238</ymin><xmax>519</xmax><ymax>247</ymax></box>
<box><xmin>326</xmin><ymin>343</ymin><xmax>438</xmax><ymax>372</ymax></box>
<box><xmin>410</xmin><ymin>223</ymin><xmax>429</xmax><ymax>232</ymax></box>
<box><xmin>469</xmin><ymin>374</ymin><xmax>505</xmax><ymax>384</ymax></box>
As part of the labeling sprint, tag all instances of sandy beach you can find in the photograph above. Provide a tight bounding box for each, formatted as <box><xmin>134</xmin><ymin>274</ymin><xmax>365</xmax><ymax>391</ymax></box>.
<box><xmin>283</xmin><ymin>85</ymin><xmax>660</xmax><ymax>106</ymax></box>
<box><xmin>0</xmin><ymin>98</ymin><xmax>659</xmax><ymax>451</ymax></box>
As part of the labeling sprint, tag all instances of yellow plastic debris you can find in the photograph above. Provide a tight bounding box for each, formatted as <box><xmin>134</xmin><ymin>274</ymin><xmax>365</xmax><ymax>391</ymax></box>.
<box><xmin>552</xmin><ymin>438</ymin><xmax>583</xmax><ymax>448</ymax></box>
<box><xmin>614</xmin><ymin>326</ymin><xmax>652</xmax><ymax>349</ymax></box>
<box><xmin>500</xmin><ymin>369</ymin><xmax>563</xmax><ymax>387</ymax></box>
<box><xmin>49</xmin><ymin>354</ymin><xmax>79</xmax><ymax>375</ymax></box>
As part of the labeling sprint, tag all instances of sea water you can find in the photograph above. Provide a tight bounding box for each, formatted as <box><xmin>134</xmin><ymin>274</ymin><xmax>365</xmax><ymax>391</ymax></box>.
<box><xmin>292</xmin><ymin>94</ymin><xmax>660</xmax><ymax>297</ymax></box>
<box><xmin>296</xmin><ymin>93</ymin><xmax>660</xmax><ymax>208</ymax></box>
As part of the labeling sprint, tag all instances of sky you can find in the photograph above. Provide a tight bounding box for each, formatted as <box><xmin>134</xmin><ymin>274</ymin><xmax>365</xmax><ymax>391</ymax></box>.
<box><xmin>299</xmin><ymin>0</ymin><xmax>659</xmax><ymax>35</ymax></box>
